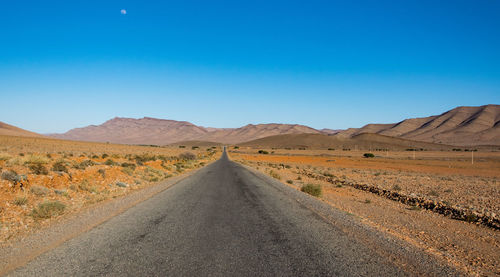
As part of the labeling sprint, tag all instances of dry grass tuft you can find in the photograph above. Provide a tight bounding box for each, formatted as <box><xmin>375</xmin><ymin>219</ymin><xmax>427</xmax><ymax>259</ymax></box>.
<box><xmin>30</xmin><ymin>201</ymin><xmax>66</xmax><ymax>219</ymax></box>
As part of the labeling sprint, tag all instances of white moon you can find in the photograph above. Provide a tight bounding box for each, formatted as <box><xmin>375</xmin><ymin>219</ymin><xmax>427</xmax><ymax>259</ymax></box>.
<box><xmin>120</xmin><ymin>9</ymin><xmax>127</xmax><ymax>15</ymax></box>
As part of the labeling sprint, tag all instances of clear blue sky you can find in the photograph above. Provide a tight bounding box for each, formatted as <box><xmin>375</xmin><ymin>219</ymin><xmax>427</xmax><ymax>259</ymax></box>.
<box><xmin>1</xmin><ymin>0</ymin><xmax>499</xmax><ymax>133</ymax></box>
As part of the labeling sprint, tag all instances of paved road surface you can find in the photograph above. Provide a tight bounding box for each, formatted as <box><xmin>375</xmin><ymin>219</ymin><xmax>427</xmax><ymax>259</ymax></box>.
<box><xmin>9</xmin><ymin>150</ymin><xmax>458</xmax><ymax>276</ymax></box>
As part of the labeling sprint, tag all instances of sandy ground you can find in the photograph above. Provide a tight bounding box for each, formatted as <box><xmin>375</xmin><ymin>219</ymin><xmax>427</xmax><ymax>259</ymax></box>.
<box><xmin>229</xmin><ymin>149</ymin><xmax>500</xmax><ymax>276</ymax></box>
<box><xmin>0</xmin><ymin>135</ymin><xmax>220</xmax><ymax>242</ymax></box>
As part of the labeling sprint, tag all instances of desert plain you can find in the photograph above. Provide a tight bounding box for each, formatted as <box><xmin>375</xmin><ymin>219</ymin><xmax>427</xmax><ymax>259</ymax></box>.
<box><xmin>230</xmin><ymin>147</ymin><xmax>500</xmax><ymax>275</ymax></box>
<box><xmin>0</xmin><ymin>135</ymin><xmax>218</xmax><ymax>242</ymax></box>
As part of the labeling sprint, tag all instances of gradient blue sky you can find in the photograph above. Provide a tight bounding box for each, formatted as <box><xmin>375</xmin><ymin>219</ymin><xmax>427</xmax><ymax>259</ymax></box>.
<box><xmin>1</xmin><ymin>0</ymin><xmax>499</xmax><ymax>134</ymax></box>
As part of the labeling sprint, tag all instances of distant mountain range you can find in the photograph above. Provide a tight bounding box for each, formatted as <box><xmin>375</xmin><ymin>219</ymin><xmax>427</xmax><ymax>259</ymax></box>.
<box><xmin>48</xmin><ymin>117</ymin><xmax>321</xmax><ymax>145</ymax></box>
<box><xmin>239</xmin><ymin>133</ymin><xmax>455</xmax><ymax>151</ymax></box>
<box><xmin>2</xmin><ymin>104</ymin><xmax>498</xmax><ymax>147</ymax></box>
<box><xmin>334</xmin><ymin>104</ymin><xmax>499</xmax><ymax>146</ymax></box>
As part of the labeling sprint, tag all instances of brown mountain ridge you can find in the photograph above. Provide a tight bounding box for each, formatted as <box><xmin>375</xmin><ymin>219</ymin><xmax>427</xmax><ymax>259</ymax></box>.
<box><xmin>49</xmin><ymin>117</ymin><xmax>321</xmax><ymax>145</ymax></box>
<box><xmin>47</xmin><ymin>104</ymin><xmax>499</xmax><ymax>146</ymax></box>
<box><xmin>335</xmin><ymin>104</ymin><xmax>499</xmax><ymax>146</ymax></box>
<box><xmin>238</xmin><ymin>133</ymin><xmax>455</xmax><ymax>151</ymax></box>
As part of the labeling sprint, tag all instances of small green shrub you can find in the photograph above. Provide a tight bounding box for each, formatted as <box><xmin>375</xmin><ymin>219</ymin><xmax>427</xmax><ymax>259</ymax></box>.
<box><xmin>77</xmin><ymin>180</ymin><xmax>97</xmax><ymax>193</ymax></box>
<box><xmin>122</xmin><ymin>167</ymin><xmax>134</xmax><ymax>176</ymax></box>
<box><xmin>134</xmin><ymin>154</ymin><xmax>157</xmax><ymax>165</ymax></box>
<box><xmin>363</xmin><ymin>153</ymin><xmax>375</xmax><ymax>158</ymax></box>
<box><xmin>258</xmin><ymin>150</ymin><xmax>269</xmax><ymax>154</ymax></box>
<box><xmin>1</xmin><ymin>170</ymin><xmax>18</xmax><ymax>182</ymax></box>
<box><xmin>54</xmin><ymin>189</ymin><xmax>68</xmax><ymax>196</ymax></box>
<box><xmin>101</xmin><ymin>153</ymin><xmax>109</xmax><ymax>159</ymax></box>
<box><xmin>301</xmin><ymin>184</ymin><xmax>322</xmax><ymax>197</ymax></box>
<box><xmin>74</xmin><ymin>160</ymin><xmax>96</xmax><ymax>170</ymax></box>
<box><xmin>13</xmin><ymin>196</ymin><xmax>28</xmax><ymax>206</ymax></box>
<box><xmin>121</xmin><ymin>162</ymin><xmax>136</xmax><ymax>170</ymax></box>
<box><xmin>30</xmin><ymin>185</ymin><xmax>50</xmax><ymax>196</ymax></box>
<box><xmin>104</xmin><ymin>159</ymin><xmax>116</xmax><ymax>166</ymax></box>
<box><xmin>179</xmin><ymin>152</ymin><xmax>196</xmax><ymax>160</ymax></box>
<box><xmin>286</xmin><ymin>180</ymin><xmax>293</xmax><ymax>184</ymax></box>
<box><xmin>269</xmin><ymin>170</ymin><xmax>281</xmax><ymax>180</ymax></box>
<box><xmin>30</xmin><ymin>201</ymin><xmax>66</xmax><ymax>219</ymax></box>
<box><xmin>52</xmin><ymin>161</ymin><xmax>68</xmax><ymax>173</ymax></box>
<box><xmin>29</xmin><ymin>164</ymin><xmax>48</xmax><ymax>175</ymax></box>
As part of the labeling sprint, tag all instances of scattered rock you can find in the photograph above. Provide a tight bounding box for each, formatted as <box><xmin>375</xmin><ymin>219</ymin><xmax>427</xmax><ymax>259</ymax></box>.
<box><xmin>302</xmin><ymin>169</ymin><xmax>500</xmax><ymax>230</ymax></box>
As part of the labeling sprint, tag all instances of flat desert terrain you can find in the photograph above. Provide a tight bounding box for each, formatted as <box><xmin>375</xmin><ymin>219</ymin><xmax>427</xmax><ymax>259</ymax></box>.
<box><xmin>0</xmin><ymin>135</ymin><xmax>219</xmax><ymax>242</ymax></box>
<box><xmin>229</xmin><ymin>147</ymin><xmax>500</xmax><ymax>275</ymax></box>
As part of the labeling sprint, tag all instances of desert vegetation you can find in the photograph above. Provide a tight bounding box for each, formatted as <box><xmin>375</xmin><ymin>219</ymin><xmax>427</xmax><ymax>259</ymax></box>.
<box><xmin>0</xmin><ymin>135</ymin><xmax>219</xmax><ymax>242</ymax></box>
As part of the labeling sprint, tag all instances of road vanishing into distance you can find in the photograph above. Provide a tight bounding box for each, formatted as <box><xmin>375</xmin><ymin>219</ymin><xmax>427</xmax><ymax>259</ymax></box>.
<box><xmin>9</xmin><ymin>149</ymin><xmax>459</xmax><ymax>276</ymax></box>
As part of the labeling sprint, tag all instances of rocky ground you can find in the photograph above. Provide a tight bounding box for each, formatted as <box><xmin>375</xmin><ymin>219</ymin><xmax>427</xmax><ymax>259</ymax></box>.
<box><xmin>0</xmin><ymin>136</ymin><xmax>219</xmax><ymax>242</ymax></box>
<box><xmin>230</xmin><ymin>149</ymin><xmax>500</xmax><ymax>276</ymax></box>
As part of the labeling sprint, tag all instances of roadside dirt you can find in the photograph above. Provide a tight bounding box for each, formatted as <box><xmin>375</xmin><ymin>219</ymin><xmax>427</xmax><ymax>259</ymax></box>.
<box><xmin>231</xmin><ymin>150</ymin><xmax>500</xmax><ymax>276</ymax></box>
<box><xmin>0</xmin><ymin>135</ymin><xmax>219</xmax><ymax>243</ymax></box>
<box><xmin>0</xmin><ymin>164</ymin><xmax>211</xmax><ymax>275</ymax></box>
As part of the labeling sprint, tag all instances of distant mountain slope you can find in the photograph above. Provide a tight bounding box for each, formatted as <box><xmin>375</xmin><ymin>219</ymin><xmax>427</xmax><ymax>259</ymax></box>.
<box><xmin>49</xmin><ymin>105</ymin><xmax>499</xmax><ymax>146</ymax></box>
<box><xmin>335</xmin><ymin>105</ymin><xmax>500</xmax><ymax>146</ymax></box>
<box><xmin>50</xmin><ymin>118</ymin><xmax>320</xmax><ymax>145</ymax></box>
<box><xmin>238</xmin><ymin>133</ymin><xmax>453</xmax><ymax>151</ymax></box>
<box><xmin>198</xmin><ymin>124</ymin><xmax>320</xmax><ymax>144</ymax></box>
<box><xmin>50</xmin><ymin>117</ymin><xmax>207</xmax><ymax>145</ymax></box>
<box><xmin>0</xmin><ymin>121</ymin><xmax>45</xmax><ymax>138</ymax></box>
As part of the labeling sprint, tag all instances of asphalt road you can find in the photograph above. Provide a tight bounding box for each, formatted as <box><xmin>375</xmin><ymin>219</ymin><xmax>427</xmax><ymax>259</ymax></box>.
<box><xmin>9</xmin><ymin>150</ymin><xmax>459</xmax><ymax>276</ymax></box>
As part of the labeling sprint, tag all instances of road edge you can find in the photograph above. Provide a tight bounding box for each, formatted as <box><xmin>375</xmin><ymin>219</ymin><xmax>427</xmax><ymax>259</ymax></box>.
<box><xmin>231</xmin><ymin>160</ymin><xmax>464</xmax><ymax>276</ymax></box>
<box><xmin>0</xmin><ymin>161</ymin><xmax>212</xmax><ymax>276</ymax></box>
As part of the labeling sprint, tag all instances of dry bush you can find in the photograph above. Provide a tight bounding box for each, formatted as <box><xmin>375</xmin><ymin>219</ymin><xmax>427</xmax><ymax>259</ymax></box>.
<box><xmin>268</xmin><ymin>170</ymin><xmax>281</xmax><ymax>180</ymax></box>
<box><xmin>52</xmin><ymin>160</ymin><xmax>68</xmax><ymax>173</ymax></box>
<box><xmin>23</xmin><ymin>155</ymin><xmax>49</xmax><ymax>165</ymax></box>
<box><xmin>1</xmin><ymin>170</ymin><xmax>19</xmax><ymax>182</ymax></box>
<box><xmin>13</xmin><ymin>196</ymin><xmax>28</xmax><ymax>206</ymax></box>
<box><xmin>301</xmin><ymin>184</ymin><xmax>322</xmax><ymax>197</ymax></box>
<box><xmin>122</xmin><ymin>167</ymin><xmax>134</xmax><ymax>176</ymax></box>
<box><xmin>76</xmin><ymin>180</ymin><xmax>97</xmax><ymax>193</ymax></box>
<box><xmin>30</xmin><ymin>185</ymin><xmax>50</xmax><ymax>196</ymax></box>
<box><xmin>73</xmin><ymin>160</ymin><xmax>96</xmax><ymax>170</ymax></box>
<box><xmin>30</xmin><ymin>201</ymin><xmax>65</xmax><ymax>219</ymax></box>
<box><xmin>179</xmin><ymin>152</ymin><xmax>196</xmax><ymax>160</ymax></box>
<box><xmin>29</xmin><ymin>164</ymin><xmax>48</xmax><ymax>175</ymax></box>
